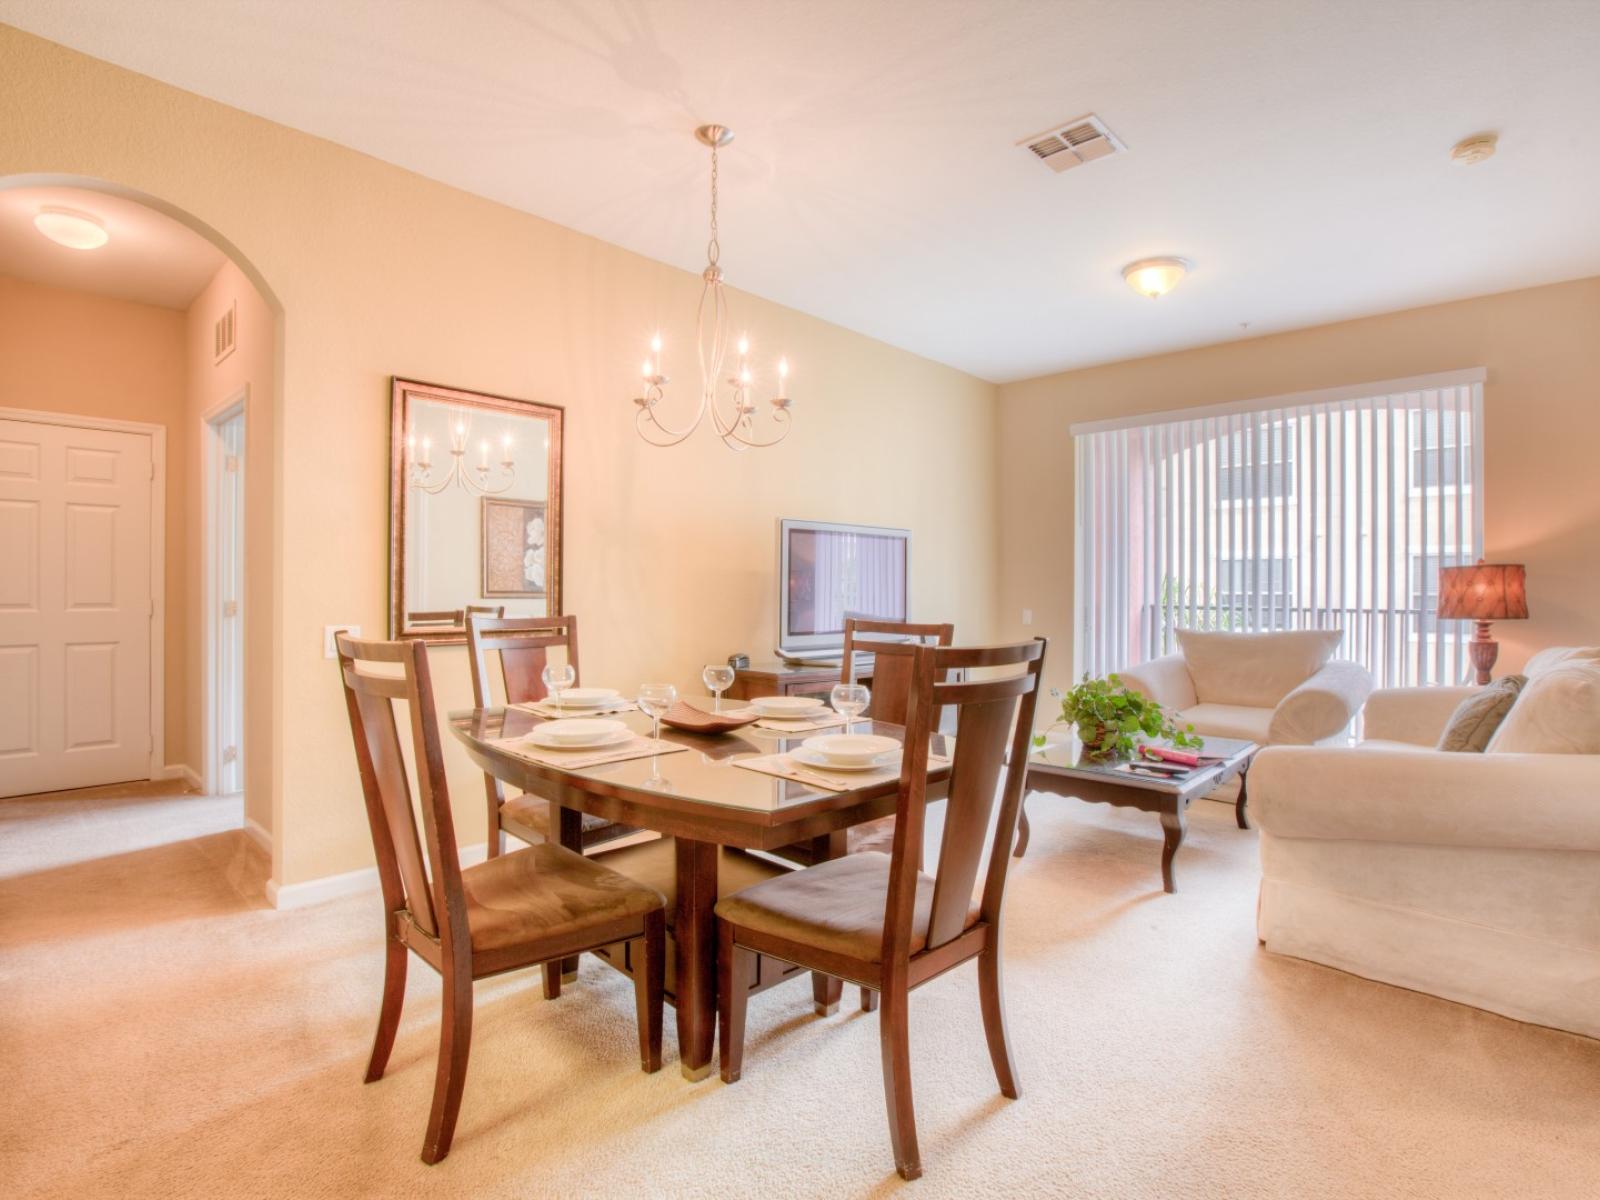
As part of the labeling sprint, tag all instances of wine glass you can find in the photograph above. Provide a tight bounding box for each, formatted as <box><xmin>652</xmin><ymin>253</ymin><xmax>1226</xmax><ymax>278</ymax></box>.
<box><xmin>541</xmin><ymin>662</ymin><xmax>576</xmax><ymax>709</ymax></box>
<box><xmin>702</xmin><ymin>664</ymin><xmax>735</xmax><ymax>712</ymax></box>
<box><xmin>637</xmin><ymin>682</ymin><xmax>677</xmax><ymax>743</ymax></box>
<box><xmin>830</xmin><ymin>682</ymin><xmax>871</xmax><ymax>732</ymax></box>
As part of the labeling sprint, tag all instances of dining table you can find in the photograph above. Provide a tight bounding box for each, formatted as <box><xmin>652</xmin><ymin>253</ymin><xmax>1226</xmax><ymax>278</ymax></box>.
<box><xmin>449</xmin><ymin>702</ymin><xmax>952</xmax><ymax>1080</ymax></box>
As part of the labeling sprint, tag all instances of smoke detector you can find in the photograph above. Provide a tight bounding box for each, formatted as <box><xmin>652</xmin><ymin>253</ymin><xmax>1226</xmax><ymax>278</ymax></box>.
<box><xmin>1018</xmin><ymin>114</ymin><xmax>1126</xmax><ymax>174</ymax></box>
<box><xmin>1450</xmin><ymin>133</ymin><xmax>1497</xmax><ymax>165</ymax></box>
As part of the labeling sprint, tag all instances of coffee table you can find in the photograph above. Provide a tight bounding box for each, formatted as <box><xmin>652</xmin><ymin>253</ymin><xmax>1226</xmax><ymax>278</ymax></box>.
<box><xmin>1018</xmin><ymin>735</ymin><xmax>1257</xmax><ymax>893</ymax></box>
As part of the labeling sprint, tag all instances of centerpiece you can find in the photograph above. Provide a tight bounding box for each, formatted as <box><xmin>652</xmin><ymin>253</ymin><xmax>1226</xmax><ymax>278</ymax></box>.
<box><xmin>1046</xmin><ymin>673</ymin><xmax>1203</xmax><ymax>762</ymax></box>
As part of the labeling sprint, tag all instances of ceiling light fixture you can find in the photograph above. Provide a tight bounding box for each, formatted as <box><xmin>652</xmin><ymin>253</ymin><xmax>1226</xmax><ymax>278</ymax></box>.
<box><xmin>33</xmin><ymin>206</ymin><xmax>109</xmax><ymax>250</ymax></box>
<box><xmin>632</xmin><ymin>124</ymin><xmax>794</xmax><ymax>450</ymax></box>
<box><xmin>1122</xmin><ymin>257</ymin><xmax>1191</xmax><ymax>299</ymax></box>
<box><xmin>1450</xmin><ymin>133</ymin><xmax>1497</xmax><ymax>165</ymax></box>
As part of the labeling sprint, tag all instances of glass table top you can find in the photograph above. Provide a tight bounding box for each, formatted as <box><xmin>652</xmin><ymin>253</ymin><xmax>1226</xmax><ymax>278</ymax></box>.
<box><xmin>1027</xmin><ymin>732</ymin><xmax>1256</xmax><ymax>794</ymax></box>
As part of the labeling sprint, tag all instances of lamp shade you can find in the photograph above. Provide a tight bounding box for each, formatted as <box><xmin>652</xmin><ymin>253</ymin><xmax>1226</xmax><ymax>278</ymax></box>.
<box><xmin>1437</xmin><ymin>562</ymin><xmax>1528</xmax><ymax>621</ymax></box>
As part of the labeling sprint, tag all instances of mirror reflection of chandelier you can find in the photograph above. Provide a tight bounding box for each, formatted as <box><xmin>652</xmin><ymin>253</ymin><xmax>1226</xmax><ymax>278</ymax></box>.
<box><xmin>633</xmin><ymin>124</ymin><xmax>794</xmax><ymax>451</ymax></box>
<box><xmin>407</xmin><ymin>409</ymin><xmax>516</xmax><ymax>495</ymax></box>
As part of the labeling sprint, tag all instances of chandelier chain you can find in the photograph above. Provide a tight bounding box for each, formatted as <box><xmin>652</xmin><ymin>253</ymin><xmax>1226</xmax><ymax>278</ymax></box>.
<box><xmin>706</xmin><ymin>141</ymin><xmax>720</xmax><ymax>267</ymax></box>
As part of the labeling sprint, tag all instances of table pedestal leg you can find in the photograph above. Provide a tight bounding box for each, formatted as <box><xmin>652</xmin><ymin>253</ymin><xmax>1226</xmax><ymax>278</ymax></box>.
<box><xmin>555</xmin><ymin>803</ymin><xmax>582</xmax><ymax>981</ymax></box>
<box><xmin>1159</xmin><ymin>805</ymin><xmax>1187</xmax><ymax>894</ymax></box>
<box><xmin>810</xmin><ymin>831</ymin><xmax>846</xmax><ymax>1016</ymax></box>
<box><xmin>675</xmin><ymin>837</ymin><xmax>719</xmax><ymax>1081</ymax></box>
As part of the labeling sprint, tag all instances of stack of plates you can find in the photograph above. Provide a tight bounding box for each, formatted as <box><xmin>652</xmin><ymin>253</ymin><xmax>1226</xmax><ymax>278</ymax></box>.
<box><xmin>791</xmin><ymin>733</ymin><xmax>901</xmax><ymax>772</ymax></box>
<box><xmin>546</xmin><ymin>687</ymin><xmax>623</xmax><ymax>711</ymax></box>
<box><xmin>524</xmin><ymin>718</ymin><xmax>630</xmax><ymax>751</ymax></box>
<box><xmin>749</xmin><ymin>695</ymin><xmax>828</xmax><ymax>719</ymax></box>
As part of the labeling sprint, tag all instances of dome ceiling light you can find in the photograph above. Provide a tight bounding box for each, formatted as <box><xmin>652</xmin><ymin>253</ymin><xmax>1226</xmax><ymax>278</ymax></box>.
<box><xmin>33</xmin><ymin>206</ymin><xmax>109</xmax><ymax>250</ymax></box>
<box><xmin>1122</xmin><ymin>256</ymin><xmax>1191</xmax><ymax>299</ymax></box>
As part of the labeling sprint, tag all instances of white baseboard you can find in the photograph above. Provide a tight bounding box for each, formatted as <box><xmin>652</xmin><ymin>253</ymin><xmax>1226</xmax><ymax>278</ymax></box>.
<box><xmin>243</xmin><ymin>817</ymin><xmax>271</xmax><ymax>855</ymax></box>
<box><xmin>158</xmin><ymin>763</ymin><xmax>203</xmax><ymax>790</ymax></box>
<box><xmin>268</xmin><ymin>841</ymin><xmax>489</xmax><ymax>911</ymax></box>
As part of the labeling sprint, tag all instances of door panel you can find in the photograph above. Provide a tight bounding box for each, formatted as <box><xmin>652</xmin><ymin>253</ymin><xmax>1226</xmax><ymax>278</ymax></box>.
<box><xmin>0</xmin><ymin>418</ymin><xmax>153</xmax><ymax>797</ymax></box>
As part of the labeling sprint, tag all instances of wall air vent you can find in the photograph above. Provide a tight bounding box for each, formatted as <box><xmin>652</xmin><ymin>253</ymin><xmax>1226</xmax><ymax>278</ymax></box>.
<box><xmin>213</xmin><ymin>300</ymin><xmax>237</xmax><ymax>365</ymax></box>
<box><xmin>1019</xmin><ymin>114</ymin><xmax>1126</xmax><ymax>174</ymax></box>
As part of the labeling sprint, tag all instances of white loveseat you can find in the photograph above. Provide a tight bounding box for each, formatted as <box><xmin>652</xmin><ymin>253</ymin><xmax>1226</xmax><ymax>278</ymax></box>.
<box><xmin>1252</xmin><ymin>655</ymin><xmax>1600</xmax><ymax>1040</ymax></box>
<box><xmin>1117</xmin><ymin>629</ymin><xmax>1374</xmax><ymax>749</ymax></box>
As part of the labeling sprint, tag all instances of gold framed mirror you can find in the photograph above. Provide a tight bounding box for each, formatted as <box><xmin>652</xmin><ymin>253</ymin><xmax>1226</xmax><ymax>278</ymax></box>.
<box><xmin>388</xmin><ymin>378</ymin><xmax>563</xmax><ymax>643</ymax></box>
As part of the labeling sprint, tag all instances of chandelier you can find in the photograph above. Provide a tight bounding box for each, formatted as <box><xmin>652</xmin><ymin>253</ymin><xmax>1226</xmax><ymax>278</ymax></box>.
<box><xmin>633</xmin><ymin>124</ymin><xmax>794</xmax><ymax>450</ymax></box>
<box><xmin>407</xmin><ymin>410</ymin><xmax>516</xmax><ymax>495</ymax></box>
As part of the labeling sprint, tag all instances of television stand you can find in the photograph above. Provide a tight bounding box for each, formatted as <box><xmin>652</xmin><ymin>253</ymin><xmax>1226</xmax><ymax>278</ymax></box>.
<box><xmin>728</xmin><ymin>658</ymin><xmax>873</xmax><ymax>706</ymax></box>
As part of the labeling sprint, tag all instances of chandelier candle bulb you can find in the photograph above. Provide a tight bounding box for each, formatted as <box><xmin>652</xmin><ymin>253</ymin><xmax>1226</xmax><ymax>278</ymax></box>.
<box><xmin>778</xmin><ymin>358</ymin><xmax>788</xmax><ymax>400</ymax></box>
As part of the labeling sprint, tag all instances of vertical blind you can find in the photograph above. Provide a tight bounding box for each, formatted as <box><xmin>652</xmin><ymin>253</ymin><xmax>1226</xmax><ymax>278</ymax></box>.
<box><xmin>1073</xmin><ymin>370</ymin><xmax>1485</xmax><ymax>689</ymax></box>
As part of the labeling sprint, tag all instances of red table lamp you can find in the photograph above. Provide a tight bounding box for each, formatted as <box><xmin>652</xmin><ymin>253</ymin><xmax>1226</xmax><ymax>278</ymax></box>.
<box><xmin>1437</xmin><ymin>561</ymin><xmax>1529</xmax><ymax>684</ymax></box>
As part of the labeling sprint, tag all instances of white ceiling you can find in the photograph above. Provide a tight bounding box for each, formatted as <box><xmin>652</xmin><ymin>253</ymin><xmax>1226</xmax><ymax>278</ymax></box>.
<box><xmin>0</xmin><ymin>184</ymin><xmax>224</xmax><ymax>309</ymax></box>
<box><xmin>5</xmin><ymin>1</ymin><xmax>1600</xmax><ymax>381</ymax></box>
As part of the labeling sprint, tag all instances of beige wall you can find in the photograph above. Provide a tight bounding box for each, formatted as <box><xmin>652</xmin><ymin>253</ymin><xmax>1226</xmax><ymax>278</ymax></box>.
<box><xmin>998</xmin><ymin>276</ymin><xmax>1600</xmax><ymax>702</ymax></box>
<box><xmin>0</xmin><ymin>274</ymin><xmax>192</xmax><ymax>767</ymax></box>
<box><xmin>184</xmin><ymin>259</ymin><xmax>276</xmax><ymax>837</ymax></box>
<box><xmin>0</xmin><ymin>27</ymin><xmax>1000</xmax><ymax>889</ymax></box>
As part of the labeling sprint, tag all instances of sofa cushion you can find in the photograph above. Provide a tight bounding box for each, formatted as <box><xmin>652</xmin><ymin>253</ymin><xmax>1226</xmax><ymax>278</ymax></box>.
<box><xmin>1523</xmin><ymin>645</ymin><xmax>1600</xmax><ymax>678</ymax></box>
<box><xmin>1176</xmin><ymin>629</ymin><xmax>1342</xmax><ymax>708</ymax></box>
<box><xmin>1487</xmin><ymin>663</ymin><xmax>1600</xmax><ymax>754</ymax></box>
<box><xmin>1178</xmin><ymin>703</ymin><xmax>1273</xmax><ymax>745</ymax></box>
<box><xmin>1436</xmin><ymin>674</ymin><xmax>1526</xmax><ymax>752</ymax></box>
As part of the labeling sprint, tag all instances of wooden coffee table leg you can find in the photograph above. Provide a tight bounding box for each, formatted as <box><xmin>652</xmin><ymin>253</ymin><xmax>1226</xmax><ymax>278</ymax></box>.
<box><xmin>1013</xmin><ymin>798</ymin><xmax>1031</xmax><ymax>858</ymax></box>
<box><xmin>1159</xmin><ymin>804</ymin><xmax>1187</xmax><ymax>894</ymax></box>
<box><xmin>810</xmin><ymin>831</ymin><xmax>846</xmax><ymax>1016</ymax></box>
<box><xmin>1235</xmin><ymin>768</ymin><xmax>1251</xmax><ymax>830</ymax></box>
<box><xmin>675</xmin><ymin>837</ymin><xmax>719</xmax><ymax>1081</ymax></box>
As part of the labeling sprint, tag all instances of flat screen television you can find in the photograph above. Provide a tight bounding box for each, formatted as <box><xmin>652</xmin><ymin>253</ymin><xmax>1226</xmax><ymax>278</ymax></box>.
<box><xmin>777</xmin><ymin>519</ymin><xmax>910</xmax><ymax>659</ymax></box>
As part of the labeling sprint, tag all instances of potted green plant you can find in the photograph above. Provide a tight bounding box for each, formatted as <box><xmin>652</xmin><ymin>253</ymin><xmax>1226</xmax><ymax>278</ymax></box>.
<box><xmin>1048</xmin><ymin>673</ymin><xmax>1203</xmax><ymax>762</ymax></box>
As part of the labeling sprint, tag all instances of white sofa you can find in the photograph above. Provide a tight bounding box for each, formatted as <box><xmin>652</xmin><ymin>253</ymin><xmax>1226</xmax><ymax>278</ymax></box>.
<box><xmin>1252</xmin><ymin>668</ymin><xmax>1600</xmax><ymax>1040</ymax></box>
<box><xmin>1117</xmin><ymin>629</ymin><xmax>1374</xmax><ymax>750</ymax></box>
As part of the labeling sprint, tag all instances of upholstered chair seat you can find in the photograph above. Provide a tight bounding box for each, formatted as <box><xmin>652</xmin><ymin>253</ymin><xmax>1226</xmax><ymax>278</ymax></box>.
<box><xmin>717</xmin><ymin>851</ymin><xmax>977</xmax><ymax>961</ymax></box>
<box><xmin>459</xmin><ymin>843</ymin><xmax>667</xmax><ymax>954</ymax></box>
<box><xmin>595</xmin><ymin>838</ymin><xmax>789</xmax><ymax>922</ymax></box>
<box><xmin>499</xmin><ymin>793</ymin><xmax>638</xmax><ymax>849</ymax></box>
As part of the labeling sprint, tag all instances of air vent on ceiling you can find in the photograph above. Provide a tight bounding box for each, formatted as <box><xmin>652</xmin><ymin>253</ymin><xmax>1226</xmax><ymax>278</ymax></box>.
<box><xmin>1018</xmin><ymin>114</ymin><xmax>1125</xmax><ymax>174</ymax></box>
<box><xmin>213</xmin><ymin>300</ymin><xmax>236</xmax><ymax>364</ymax></box>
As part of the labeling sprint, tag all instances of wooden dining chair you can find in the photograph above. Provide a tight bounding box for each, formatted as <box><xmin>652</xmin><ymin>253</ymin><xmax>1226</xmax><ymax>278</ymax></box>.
<box><xmin>716</xmin><ymin>637</ymin><xmax>1046</xmax><ymax>1181</ymax></box>
<box><xmin>465</xmin><ymin>613</ymin><xmax>636</xmax><ymax>856</ymax></box>
<box><xmin>336</xmin><ymin>631</ymin><xmax>666</xmax><ymax>1165</ymax></box>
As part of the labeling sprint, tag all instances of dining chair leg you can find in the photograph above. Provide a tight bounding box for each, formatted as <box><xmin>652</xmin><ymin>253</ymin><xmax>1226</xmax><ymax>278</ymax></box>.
<box><xmin>879</xmin><ymin>983</ymin><xmax>922</xmax><ymax>1181</ymax></box>
<box><xmin>978</xmin><ymin>938</ymin><xmax>1020</xmax><ymax>1099</ymax></box>
<box><xmin>365</xmin><ymin>935</ymin><xmax>408</xmax><ymax>1083</ymax></box>
<box><xmin>812</xmin><ymin>970</ymin><xmax>842</xmax><ymax>1016</ymax></box>
<box><xmin>420</xmin><ymin>966</ymin><xmax>474</xmax><ymax>1165</ymax></box>
<box><xmin>541</xmin><ymin>961</ymin><xmax>562</xmax><ymax>1000</ymax></box>
<box><xmin>860</xmin><ymin>986</ymin><xmax>879</xmax><ymax>1012</ymax></box>
<box><xmin>718</xmin><ymin>923</ymin><xmax>754</xmax><ymax>1084</ymax></box>
<box><xmin>635</xmin><ymin>909</ymin><xmax>665</xmax><ymax>1073</ymax></box>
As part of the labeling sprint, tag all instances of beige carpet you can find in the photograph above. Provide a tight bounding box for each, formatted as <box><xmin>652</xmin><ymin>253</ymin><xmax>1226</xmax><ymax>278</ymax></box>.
<box><xmin>3</xmin><ymin>781</ymin><xmax>1597</xmax><ymax>1199</ymax></box>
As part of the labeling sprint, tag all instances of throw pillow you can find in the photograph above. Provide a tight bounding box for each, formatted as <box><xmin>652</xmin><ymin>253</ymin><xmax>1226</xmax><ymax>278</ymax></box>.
<box><xmin>1176</xmin><ymin>629</ymin><xmax>1343</xmax><ymax>708</ymax></box>
<box><xmin>1436</xmin><ymin>674</ymin><xmax>1526</xmax><ymax>752</ymax></box>
<box><xmin>1522</xmin><ymin>646</ymin><xmax>1600</xmax><ymax>679</ymax></box>
<box><xmin>1487</xmin><ymin>662</ymin><xmax>1600</xmax><ymax>754</ymax></box>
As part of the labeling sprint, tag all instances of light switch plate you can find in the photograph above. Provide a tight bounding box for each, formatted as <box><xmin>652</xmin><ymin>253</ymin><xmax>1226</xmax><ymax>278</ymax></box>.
<box><xmin>325</xmin><ymin>625</ymin><xmax>361</xmax><ymax>659</ymax></box>
<box><xmin>1022</xmin><ymin>609</ymin><xmax>1033</xmax><ymax>626</ymax></box>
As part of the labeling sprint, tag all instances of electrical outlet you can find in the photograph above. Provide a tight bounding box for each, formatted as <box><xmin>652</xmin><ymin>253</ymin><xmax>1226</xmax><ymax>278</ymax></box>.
<box><xmin>1021</xmin><ymin>609</ymin><xmax>1033</xmax><ymax>627</ymax></box>
<box><xmin>325</xmin><ymin>625</ymin><xmax>361</xmax><ymax>658</ymax></box>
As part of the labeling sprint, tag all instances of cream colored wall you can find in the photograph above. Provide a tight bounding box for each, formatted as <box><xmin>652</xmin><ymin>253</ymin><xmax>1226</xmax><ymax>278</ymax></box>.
<box><xmin>0</xmin><ymin>274</ymin><xmax>192</xmax><ymax>768</ymax></box>
<box><xmin>0</xmin><ymin>27</ymin><xmax>999</xmax><ymax>888</ymax></box>
<box><xmin>184</xmin><ymin>259</ymin><xmax>275</xmax><ymax>836</ymax></box>
<box><xmin>998</xmin><ymin>275</ymin><xmax>1600</xmax><ymax>702</ymax></box>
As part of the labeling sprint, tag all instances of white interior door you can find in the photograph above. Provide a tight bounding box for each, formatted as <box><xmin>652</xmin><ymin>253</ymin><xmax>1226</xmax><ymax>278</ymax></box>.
<box><xmin>209</xmin><ymin>407</ymin><xmax>244</xmax><ymax>795</ymax></box>
<box><xmin>0</xmin><ymin>417</ymin><xmax>154</xmax><ymax>798</ymax></box>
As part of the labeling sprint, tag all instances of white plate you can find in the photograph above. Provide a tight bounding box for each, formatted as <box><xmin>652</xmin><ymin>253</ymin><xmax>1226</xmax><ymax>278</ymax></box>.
<box><xmin>790</xmin><ymin>746</ymin><xmax>900</xmax><ymax>773</ymax></box>
<box><xmin>802</xmin><ymin>733</ymin><xmax>900</xmax><ymax>767</ymax></box>
<box><xmin>751</xmin><ymin>695</ymin><xmax>827</xmax><ymax>717</ymax></box>
<box><xmin>548</xmin><ymin>687</ymin><xmax>622</xmax><ymax>709</ymax></box>
<box><xmin>525</xmin><ymin>719</ymin><xmax>629</xmax><ymax>749</ymax></box>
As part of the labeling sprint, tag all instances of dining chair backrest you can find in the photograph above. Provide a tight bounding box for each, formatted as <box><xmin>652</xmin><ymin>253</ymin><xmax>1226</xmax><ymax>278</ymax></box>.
<box><xmin>879</xmin><ymin>638</ymin><xmax>1046</xmax><ymax>960</ymax></box>
<box><xmin>465</xmin><ymin>614</ymin><xmax>580</xmax><ymax>707</ymax></box>
<box><xmin>336</xmin><ymin>632</ymin><xmax>464</xmax><ymax>945</ymax></box>
<box><xmin>841</xmin><ymin>617</ymin><xmax>955</xmax><ymax>726</ymax></box>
